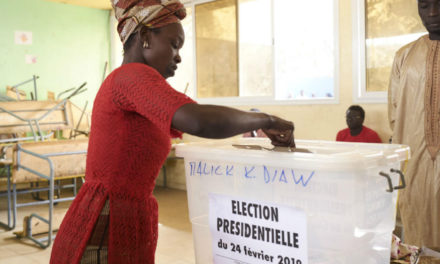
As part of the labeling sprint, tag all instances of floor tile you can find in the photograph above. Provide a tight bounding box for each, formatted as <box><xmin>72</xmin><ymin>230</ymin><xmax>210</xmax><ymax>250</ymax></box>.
<box><xmin>0</xmin><ymin>187</ymin><xmax>196</xmax><ymax>263</ymax></box>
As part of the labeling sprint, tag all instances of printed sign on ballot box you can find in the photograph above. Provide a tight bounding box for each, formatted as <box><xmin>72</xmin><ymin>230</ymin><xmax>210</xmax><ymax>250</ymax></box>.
<box><xmin>209</xmin><ymin>193</ymin><xmax>308</xmax><ymax>264</ymax></box>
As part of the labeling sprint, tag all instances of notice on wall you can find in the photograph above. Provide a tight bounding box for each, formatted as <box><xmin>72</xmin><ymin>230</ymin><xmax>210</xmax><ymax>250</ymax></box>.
<box><xmin>15</xmin><ymin>31</ymin><xmax>32</xmax><ymax>45</ymax></box>
<box><xmin>25</xmin><ymin>54</ymin><xmax>37</xmax><ymax>64</ymax></box>
<box><xmin>209</xmin><ymin>193</ymin><xmax>308</xmax><ymax>264</ymax></box>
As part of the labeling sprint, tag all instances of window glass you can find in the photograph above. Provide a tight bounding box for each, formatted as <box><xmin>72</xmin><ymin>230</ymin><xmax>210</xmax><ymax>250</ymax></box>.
<box><xmin>169</xmin><ymin>0</ymin><xmax>338</xmax><ymax>103</ymax></box>
<box><xmin>195</xmin><ymin>0</ymin><xmax>238</xmax><ymax>98</ymax></box>
<box><xmin>365</xmin><ymin>0</ymin><xmax>425</xmax><ymax>92</ymax></box>
<box><xmin>273</xmin><ymin>0</ymin><xmax>336</xmax><ymax>99</ymax></box>
<box><xmin>238</xmin><ymin>0</ymin><xmax>273</xmax><ymax>97</ymax></box>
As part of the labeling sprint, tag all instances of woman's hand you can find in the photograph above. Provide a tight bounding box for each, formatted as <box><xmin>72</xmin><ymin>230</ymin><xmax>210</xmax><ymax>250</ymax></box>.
<box><xmin>262</xmin><ymin>115</ymin><xmax>295</xmax><ymax>148</ymax></box>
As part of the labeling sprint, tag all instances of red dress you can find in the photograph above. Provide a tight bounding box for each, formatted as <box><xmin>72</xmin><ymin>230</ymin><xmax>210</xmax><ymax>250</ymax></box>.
<box><xmin>336</xmin><ymin>126</ymin><xmax>382</xmax><ymax>143</ymax></box>
<box><xmin>50</xmin><ymin>63</ymin><xmax>195</xmax><ymax>264</ymax></box>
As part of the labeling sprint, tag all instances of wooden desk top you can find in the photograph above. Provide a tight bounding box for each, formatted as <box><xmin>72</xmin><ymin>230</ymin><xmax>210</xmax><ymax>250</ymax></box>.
<box><xmin>0</xmin><ymin>159</ymin><xmax>12</xmax><ymax>165</ymax></box>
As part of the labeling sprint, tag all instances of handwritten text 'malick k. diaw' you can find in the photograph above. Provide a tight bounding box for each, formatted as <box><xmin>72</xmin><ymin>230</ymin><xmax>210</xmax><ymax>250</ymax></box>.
<box><xmin>188</xmin><ymin>161</ymin><xmax>314</xmax><ymax>187</ymax></box>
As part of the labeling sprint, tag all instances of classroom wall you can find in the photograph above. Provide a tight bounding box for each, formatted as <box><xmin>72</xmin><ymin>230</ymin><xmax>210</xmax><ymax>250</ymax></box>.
<box><xmin>159</xmin><ymin>0</ymin><xmax>393</xmax><ymax>189</ymax></box>
<box><xmin>0</xmin><ymin>0</ymin><xmax>110</xmax><ymax>108</ymax></box>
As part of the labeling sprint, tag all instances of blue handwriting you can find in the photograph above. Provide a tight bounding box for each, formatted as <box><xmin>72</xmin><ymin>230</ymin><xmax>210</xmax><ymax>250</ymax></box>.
<box><xmin>263</xmin><ymin>166</ymin><xmax>314</xmax><ymax>187</ymax></box>
<box><xmin>189</xmin><ymin>161</ymin><xmax>234</xmax><ymax>177</ymax></box>
<box><xmin>188</xmin><ymin>161</ymin><xmax>314</xmax><ymax>187</ymax></box>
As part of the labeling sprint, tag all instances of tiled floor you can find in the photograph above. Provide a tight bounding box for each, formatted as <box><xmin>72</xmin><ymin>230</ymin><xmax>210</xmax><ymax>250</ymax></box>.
<box><xmin>0</xmin><ymin>186</ymin><xmax>195</xmax><ymax>264</ymax></box>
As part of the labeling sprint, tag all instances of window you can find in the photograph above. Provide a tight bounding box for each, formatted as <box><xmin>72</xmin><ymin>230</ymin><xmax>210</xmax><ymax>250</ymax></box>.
<box><xmin>195</xmin><ymin>0</ymin><xmax>238</xmax><ymax>98</ymax></box>
<box><xmin>273</xmin><ymin>0</ymin><xmax>336</xmax><ymax>100</ymax></box>
<box><xmin>167</xmin><ymin>0</ymin><xmax>339</xmax><ymax>105</ymax></box>
<box><xmin>238</xmin><ymin>0</ymin><xmax>273</xmax><ymax>98</ymax></box>
<box><xmin>352</xmin><ymin>0</ymin><xmax>426</xmax><ymax>103</ymax></box>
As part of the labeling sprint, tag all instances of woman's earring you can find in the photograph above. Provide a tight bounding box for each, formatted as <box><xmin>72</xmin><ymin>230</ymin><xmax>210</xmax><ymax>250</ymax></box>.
<box><xmin>143</xmin><ymin>41</ymin><xmax>149</xmax><ymax>48</ymax></box>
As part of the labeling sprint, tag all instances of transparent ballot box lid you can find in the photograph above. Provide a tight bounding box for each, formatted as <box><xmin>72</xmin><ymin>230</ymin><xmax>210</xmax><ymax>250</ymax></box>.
<box><xmin>175</xmin><ymin>138</ymin><xmax>410</xmax><ymax>172</ymax></box>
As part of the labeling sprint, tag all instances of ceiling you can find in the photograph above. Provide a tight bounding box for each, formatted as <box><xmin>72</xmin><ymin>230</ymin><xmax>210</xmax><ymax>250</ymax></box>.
<box><xmin>45</xmin><ymin>0</ymin><xmax>112</xmax><ymax>10</ymax></box>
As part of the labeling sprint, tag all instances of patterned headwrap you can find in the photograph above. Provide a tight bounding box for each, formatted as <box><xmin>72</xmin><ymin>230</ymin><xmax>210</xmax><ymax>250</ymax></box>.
<box><xmin>112</xmin><ymin>0</ymin><xmax>186</xmax><ymax>44</ymax></box>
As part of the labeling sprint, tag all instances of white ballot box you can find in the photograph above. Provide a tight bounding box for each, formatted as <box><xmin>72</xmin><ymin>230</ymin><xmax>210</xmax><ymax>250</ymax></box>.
<box><xmin>175</xmin><ymin>138</ymin><xmax>410</xmax><ymax>264</ymax></box>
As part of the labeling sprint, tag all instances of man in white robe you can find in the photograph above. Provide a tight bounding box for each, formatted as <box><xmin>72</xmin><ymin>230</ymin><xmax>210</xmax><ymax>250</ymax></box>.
<box><xmin>388</xmin><ymin>0</ymin><xmax>440</xmax><ymax>247</ymax></box>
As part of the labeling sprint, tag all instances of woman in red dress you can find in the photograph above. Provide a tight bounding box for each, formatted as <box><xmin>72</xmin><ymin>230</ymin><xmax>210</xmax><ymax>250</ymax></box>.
<box><xmin>50</xmin><ymin>1</ymin><xmax>295</xmax><ymax>263</ymax></box>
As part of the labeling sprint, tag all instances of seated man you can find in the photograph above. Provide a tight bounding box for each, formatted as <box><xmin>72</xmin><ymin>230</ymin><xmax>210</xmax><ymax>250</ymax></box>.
<box><xmin>336</xmin><ymin>105</ymin><xmax>382</xmax><ymax>143</ymax></box>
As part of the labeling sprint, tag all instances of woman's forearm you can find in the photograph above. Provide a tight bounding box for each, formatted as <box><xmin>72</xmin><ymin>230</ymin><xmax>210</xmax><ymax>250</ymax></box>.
<box><xmin>172</xmin><ymin>104</ymin><xmax>272</xmax><ymax>138</ymax></box>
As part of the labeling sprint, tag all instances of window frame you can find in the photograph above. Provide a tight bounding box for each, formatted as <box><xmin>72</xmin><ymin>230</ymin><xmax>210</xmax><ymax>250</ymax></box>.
<box><xmin>351</xmin><ymin>0</ymin><xmax>388</xmax><ymax>103</ymax></box>
<box><xmin>184</xmin><ymin>0</ymin><xmax>340</xmax><ymax>106</ymax></box>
